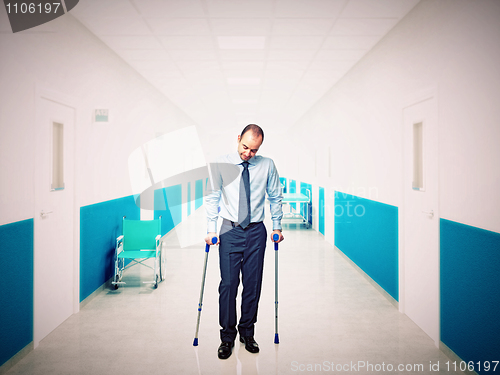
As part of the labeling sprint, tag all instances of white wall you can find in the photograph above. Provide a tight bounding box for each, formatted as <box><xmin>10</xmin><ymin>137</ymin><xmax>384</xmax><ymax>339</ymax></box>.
<box><xmin>0</xmin><ymin>10</ymin><xmax>199</xmax><ymax>226</ymax></box>
<box><xmin>288</xmin><ymin>0</ymin><xmax>500</xmax><ymax>234</ymax></box>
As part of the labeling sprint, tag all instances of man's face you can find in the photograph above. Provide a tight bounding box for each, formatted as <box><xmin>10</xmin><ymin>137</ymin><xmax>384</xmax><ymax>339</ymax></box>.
<box><xmin>237</xmin><ymin>131</ymin><xmax>262</xmax><ymax>161</ymax></box>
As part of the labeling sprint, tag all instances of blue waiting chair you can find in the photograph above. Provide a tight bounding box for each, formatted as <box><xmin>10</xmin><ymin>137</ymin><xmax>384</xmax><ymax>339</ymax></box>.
<box><xmin>112</xmin><ymin>217</ymin><xmax>165</xmax><ymax>289</ymax></box>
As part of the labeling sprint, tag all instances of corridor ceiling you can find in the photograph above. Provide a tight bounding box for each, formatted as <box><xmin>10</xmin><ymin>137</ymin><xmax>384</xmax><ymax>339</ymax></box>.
<box><xmin>71</xmin><ymin>0</ymin><xmax>421</xmax><ymax>134</ymax></box>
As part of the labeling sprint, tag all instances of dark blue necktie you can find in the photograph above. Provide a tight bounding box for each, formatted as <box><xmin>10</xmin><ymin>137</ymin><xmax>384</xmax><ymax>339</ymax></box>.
<box><xmin>238</xmin><ymin>161</ymin><xmax>251</xmax><ymax>228</ymax></box>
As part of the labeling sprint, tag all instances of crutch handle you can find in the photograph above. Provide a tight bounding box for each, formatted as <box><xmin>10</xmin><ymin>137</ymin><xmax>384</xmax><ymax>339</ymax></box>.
<box><xmin>273</xmin><ymin>233</ymin><xmax>279</xmax><ymax>251</ymax></box>
<box><xmin>205</xmin><ymin>237</ymin><xmax>217</xmax><ymax>252</ymax></box>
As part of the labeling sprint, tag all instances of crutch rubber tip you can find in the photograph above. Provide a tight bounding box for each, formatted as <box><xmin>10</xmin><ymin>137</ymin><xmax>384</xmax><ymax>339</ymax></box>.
<box><xmin>273</xmin><ymin>234</ymin><xmax>279</xmax><ymax>241</ymax></box>
<box><xmin>193</xmin><ymin>338</ymin><xmax>198</xmax><ymax>346</ymax></box>
<box><xmin>274</xmin><ymin>334</ymin><xmax>280</xmax><ymax>344</ymax></box>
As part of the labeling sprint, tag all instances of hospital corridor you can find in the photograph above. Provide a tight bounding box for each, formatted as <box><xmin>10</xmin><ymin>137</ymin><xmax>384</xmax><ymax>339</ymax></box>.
<box><xmin>1</xmin><ymin>1</ymin><xmax>499</xmax><ymax>375</ymax></box>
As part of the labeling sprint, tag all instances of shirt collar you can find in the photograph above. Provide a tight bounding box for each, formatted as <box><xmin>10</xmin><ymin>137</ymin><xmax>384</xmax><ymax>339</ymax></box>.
<box><xmin>230</xmin><ymin>152</ymin><xmax>256</xmax><ymax>166</ymax></box>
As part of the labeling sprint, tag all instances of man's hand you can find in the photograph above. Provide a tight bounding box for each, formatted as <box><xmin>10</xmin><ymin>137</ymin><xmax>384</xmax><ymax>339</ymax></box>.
<box><xmin>271</xmin><ymin>230</ymin><xmax>284</xmax><ymax>243</ymax></box>
<box><xmin>205</xmin><ymin>232</ymin><xmax>220</xmax><ymax>246</ymax></box>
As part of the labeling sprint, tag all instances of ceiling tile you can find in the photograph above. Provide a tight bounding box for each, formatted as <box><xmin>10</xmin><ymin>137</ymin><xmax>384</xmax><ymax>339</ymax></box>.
<box><xmin>129</xmin><ymin>60</ymin><xmax>178</xmax><ymax>71</ymax></box>
<box><xmin>323</xmin><ymin>35</ymin><xmax>380</xmax><ymax>49</ymax></box>
<box><xmin>331</xmin><ymin>18</ymin><xmax>400</xmax><ymax>36</ymax></box>
<box><xmin>159</xmin><ymin>36</ymin><xmax>215</xmax><ymax>49</ymax></box>
<box><xmin>145</xmin><ymin>18</ymin><xmax>211</xmax><ymax>35</ymax></box>
<box><xmin>308</xmin><ymin>60</ymin><xmax>354</xmax><ymax>71</ymax></box>
<box><xmin>176</xmin><ymin>60</ymin><xmax>220</xmax><ymax>71</ymax></box>
<box><xmin>227</xmin><ymin>90</ymin><xmax>261</xmax><ymax>101</ymax></box>
<box><xmin>100</xmin><ymin>35</ymin><xmax>163</xmax><ymax>49</ymax></box>
<box><xmin>227</xmin><ymin>77</ymin><xmax>261</xmax><ymax>85</ymax></box>
<box><xmin>340</xmin><ymin>0</ymin><xmax>420</xmax><ymax>19</ymax></box>
<box><xmin>267</xmin><ymin>50</ymin><xmax>317</xmax><ymax>60</ymax></box>
<box><xmin>271</xmin><ymin>18</ymin><xmax>335</xmax><ymax>36</ymax></box>
<box><xmin>206</xmin><ymin>0</ymin><xmax>274</xmax><ymax>18</ymax></box>
<box><xmin>221</xmin><ymin>61</ymin><xmax>265</xmax><ymax>70</ymax></box>
<box><xmin>169</xmin><ymin>50</ymin><xmax>218</xmax><ymax>59</ymax></box>
<box><xmin>133</xmin><ymin>0</ymin><xmax>206</xmax><ymax>17</ymax></box>
<box><xmin>275</xmin><ymin>0</ymin><xmax>347</xmax><ymax>18</ymax></box>
<box><xmin>210</xmin><ymin>18</ymin><xmax>271</xmax><ymax>36</ymax></box>
<box><xmin>316</xmin><ymin>49</ymin><xmax>367</xmax><ymax>60</ymax></box>
<box><xmin>79</xmin><ymin>16</ymin><xmax>151</xmax><ymax>36</ymax></box>
<box><xmin>218</xmin><ymin>50</ymin><xmax>267</xmax><ymax>60</ymax></box>
<box><xmin>116</xmin><ymin>49</ymin><xmax>171</xmax><ymax>60</ymax></box>
<box><xmin>265</xmin><ymin>60</ymin><xmax>311</xmax><ymax>70</ymax></box>
<box><xmin>269</xmin><ymin>36</ymin><xmax>324</xmax><ymax>50</ymax></box>
<box><xmin>72</xmin><ymin>0</ymin><xmax>139</xmax><ymax>18</ymax></box>
<box><xmin>217</xmin><ymin>36</ymin><xmax>266</xmax><ymax>49</ymax></box>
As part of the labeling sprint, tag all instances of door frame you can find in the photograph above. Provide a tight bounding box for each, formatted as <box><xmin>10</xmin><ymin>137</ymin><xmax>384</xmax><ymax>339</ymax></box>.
<box><xmin>34</xmin><ymin>85</ymin><xmax>80</xmax><ymax>320</ymax></box>
<box><xmin>399</xmin><ymin>86</ymin><xmax>440</xmax><ymax>345</ymax></box>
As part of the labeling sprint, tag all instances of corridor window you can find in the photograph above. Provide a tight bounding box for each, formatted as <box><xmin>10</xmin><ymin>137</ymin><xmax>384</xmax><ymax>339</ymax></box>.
<box><xmin>51</xmin><ymin>121</ymin><xmax>64</xmax><ymax>191</ymax></box>
<box><xmin>412</xmin><ymin>122</ymin><xmax>423</xmax><ymax>191</ymax></box>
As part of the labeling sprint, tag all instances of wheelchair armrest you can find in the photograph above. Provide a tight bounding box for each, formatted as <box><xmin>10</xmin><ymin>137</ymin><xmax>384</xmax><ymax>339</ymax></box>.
<box><xmin>155</xmin><ymin>235</ymin><xmax>161</xmax><ymax>241</ymax></box>
<box><xmin>117</xmin><ymin>235</ymin><xmax>124</xmax><ymax>242</ymax></box>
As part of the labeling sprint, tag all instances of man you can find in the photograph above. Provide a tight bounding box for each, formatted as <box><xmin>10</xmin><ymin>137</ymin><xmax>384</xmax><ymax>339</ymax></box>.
<box><xmin>205</xmin><ymin>124</ymin><xmax>284</xmax><ymax>360</ymax></box>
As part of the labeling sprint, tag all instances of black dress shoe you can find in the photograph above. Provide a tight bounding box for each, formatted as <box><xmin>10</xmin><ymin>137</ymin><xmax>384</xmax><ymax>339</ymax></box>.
<box><xmin>239</xmin><ymin>336</ymin><xmax>259</xmax><ymax>353</ymax></box>
<box><xmin>218</xmin><ymin>341</ymin><xmax>234</xmax><ymax>359</ymax></box>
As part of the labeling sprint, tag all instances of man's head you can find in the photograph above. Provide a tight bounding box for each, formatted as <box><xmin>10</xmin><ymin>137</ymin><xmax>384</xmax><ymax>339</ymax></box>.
<box><xmin>237</xmin><ymin>124</ymin><xmax>264</xmax><ymax>161</ymax></box>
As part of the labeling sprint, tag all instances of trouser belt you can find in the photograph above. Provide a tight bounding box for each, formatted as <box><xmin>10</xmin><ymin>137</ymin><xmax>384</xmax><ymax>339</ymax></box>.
<box><xmin>223</xmin><ymin>219</ymin><xmax>262</xmax><ymax>228</ymax></box>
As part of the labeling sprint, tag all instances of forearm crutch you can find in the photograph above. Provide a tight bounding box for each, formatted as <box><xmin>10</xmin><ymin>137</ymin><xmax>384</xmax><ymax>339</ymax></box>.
<box><xmin>273</xmin><ymin>233</ymin><xmax>280</xmax><ymax>344</ymax></box>
<box><xmin>193</xmin><ymin>237</ymin><xmax>217</xmax><ymax>346</ymax></box>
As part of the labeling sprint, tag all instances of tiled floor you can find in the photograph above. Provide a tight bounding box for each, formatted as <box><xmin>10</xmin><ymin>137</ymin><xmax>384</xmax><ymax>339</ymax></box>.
<box><xmin>5</xmin><ymin>208</ymin><xmax>465</xmax><ymax>375</ymax></box>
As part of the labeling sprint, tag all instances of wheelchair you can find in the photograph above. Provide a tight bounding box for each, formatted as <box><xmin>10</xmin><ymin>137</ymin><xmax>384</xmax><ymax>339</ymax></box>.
<box><xmin>112</xmin><ymin>216</ymin><xmax>165</xmax><ymax>289</ymax></box>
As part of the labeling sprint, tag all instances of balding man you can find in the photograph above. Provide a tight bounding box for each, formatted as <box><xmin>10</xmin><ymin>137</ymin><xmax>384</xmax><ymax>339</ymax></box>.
<box><xmin>205</xmin><ymin>124</ymin><xmax>284</xmax><ymax>359</ymax></box>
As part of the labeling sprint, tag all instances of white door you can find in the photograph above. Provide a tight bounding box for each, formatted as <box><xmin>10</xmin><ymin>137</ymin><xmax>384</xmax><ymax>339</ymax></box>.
<box><xmin>34</xmin><ymin>95</ymin><xmax>75</xmax><ymax>347</ymax></box>
<box><xmin>402</xmin><ymin>95</ymin><xmax>440</xmax><ymax>346</ymax></box>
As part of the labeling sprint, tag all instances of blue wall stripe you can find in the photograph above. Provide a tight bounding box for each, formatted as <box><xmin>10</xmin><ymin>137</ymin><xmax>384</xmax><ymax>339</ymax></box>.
<box><xmin>319</xmin><ymin>187</ymin><xmax>325</xmax><ymax>235</ymax></box>
<box><xmin>195</xmin><ymin>179</ymin><xmax>203</xmax><ymax>210</ymax></box>
<box><xmin>154</xmin><ymin>184</ymin><xmax>182</xmax><ymax>234</ymax></box>
<box><xmin>440</xmin><ymin>219</ymin><xmax>500</xmax><ymax>373</ymax></box>
<box><xmin>334</xmin><ymin>192</ymin><xmax>398</xmax><ymax>301</ymax></box>
<box><xmin>0</xmin><ymin>219</ymin><xmax>34</xmax><ymax>367</ymax></box>
<box><xmin>80</xmin><ymin>196</ymin><xmax>139</xmax><ymax>302</ymax></box>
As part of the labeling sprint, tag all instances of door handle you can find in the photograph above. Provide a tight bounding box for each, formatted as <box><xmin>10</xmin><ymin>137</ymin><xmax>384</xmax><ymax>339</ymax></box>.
<box><xmin>422</xmin><ymin>210</ymin><xmax>434</xmax><ymax>218</ymax></box>
<box><xmin>40</xmin><ymin>210</ymin><xmax>53</xmax><ymax>218</ymax></box>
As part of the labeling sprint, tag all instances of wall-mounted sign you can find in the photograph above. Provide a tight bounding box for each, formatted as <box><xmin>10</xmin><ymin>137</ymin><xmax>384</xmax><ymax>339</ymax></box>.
<box><xmin>94</xmin><ymin>109</ymin><xmax>109</xmax><ymax>123</ymax></box>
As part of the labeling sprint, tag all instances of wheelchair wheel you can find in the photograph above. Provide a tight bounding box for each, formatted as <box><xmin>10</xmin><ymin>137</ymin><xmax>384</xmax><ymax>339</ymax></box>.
<box><xmin>154</xmin><ymin>275</ymin><xmax>158</xmax><ymax>289</ymax></box>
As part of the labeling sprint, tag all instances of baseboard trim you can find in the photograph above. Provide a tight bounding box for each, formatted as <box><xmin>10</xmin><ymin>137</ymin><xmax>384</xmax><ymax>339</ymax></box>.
<box><xmin>0</xmin><ymin>342</ymin><xmax>33</xmax><ymax>375</ymax></box>
<box><xmin>334</xmin><ymin>245</ymin><xmax>399</xmax><ymax>309</ymax></box>
<box><xmin>439</xmin><ymin>342</ymin><xmax>478</xmax><ymax>375</ymax></box>
<box><xmin>79</xmin><ymin>278</ymin><xmax>111</xmax><ymax>309</ymax></box>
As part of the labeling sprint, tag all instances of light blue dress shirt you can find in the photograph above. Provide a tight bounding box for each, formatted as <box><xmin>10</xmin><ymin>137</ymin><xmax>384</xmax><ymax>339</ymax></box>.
<box><xmin>205</xmin><ymin>152</ymin><xmax>283</xmax><ymax>233</ymax></box>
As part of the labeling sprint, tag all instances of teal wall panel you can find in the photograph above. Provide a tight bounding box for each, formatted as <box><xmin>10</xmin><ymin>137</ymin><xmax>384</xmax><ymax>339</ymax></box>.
<box><xmin>319</xmin><ymin>187</ymin><xmax>325</xmax><ymax>235</ymax></box>
<box><xmin>0</xmin><ymin>219</ymin><xmax>33</xmax><ymax>366</ymax></box>
<box><xmin>195</xmin><ymin>179</ymin><xmax>203</xmax><ymax>210</ymax></box>
<box><xmin>441</xmin><ymin>219</ymin><xmax>500</xmax><ymax>374</ymax></box>
<box><xmin>334</xmin><ymin>193</ymin><xmax>398</xmax><ymax>301</ymax></box>
<box><xmin>80</xmin><ymin>196</ymin><xmax>139</xmax><ymax>302</ymax></box>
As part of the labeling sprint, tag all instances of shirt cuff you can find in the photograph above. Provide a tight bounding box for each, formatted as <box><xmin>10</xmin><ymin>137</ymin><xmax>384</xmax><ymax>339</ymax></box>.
<box><xmin>207</xmin><ymin>219</ymin><xmax>218</xmax><ymax>234</ymax></box>
<box><xmin>272</xmin><ymin>220</ymin><xmax>282</xmax><ymax>231</ymax></box>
